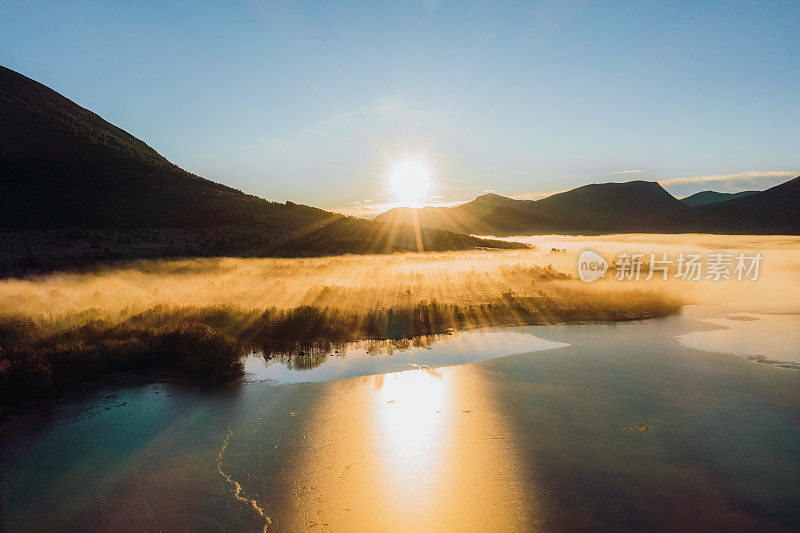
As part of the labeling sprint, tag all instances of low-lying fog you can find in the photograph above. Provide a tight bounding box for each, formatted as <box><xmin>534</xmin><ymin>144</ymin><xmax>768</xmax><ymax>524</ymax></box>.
<box><xmin>2</xmin><ymin>234</ymin><xmax>798</xmax><ymax>318</ymax></box>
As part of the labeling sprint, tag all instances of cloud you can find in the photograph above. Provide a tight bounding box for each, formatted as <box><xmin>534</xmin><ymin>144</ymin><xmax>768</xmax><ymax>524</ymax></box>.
<box><xmin>299</xmin><ymin>94</ymin><xmax>446</xmax><ymax>142</ymax></box>
<box><xmin>333</xmin><ymin>185</ymin><xmax>571</xmax><ymax>217</ymax></box>
<box><xmin>262</xmin><ymin>93</ymin><xmax>455</xmax><ymax>155</ymax></box>
<box><xmin>610</xmin><ymin>169</ymin><xmax>645</xmax><ymax>174</ymax></box>
<box><xmin>512</xmin><ymin>188</ymin><xmax>567</xmax><ymax>201</ymax></box>
<box><xmin>328</xmin><ymin>198</ymin><xmax>465</xmax><ymax>218</ymax></box>
<box><xmin>262</xmin><ymin>139</ymin><xmax>298</xmax><ymax>154</ymax></box>
<box><xmin>259</xmin><ymin>95</ymin><xmax>413</xmax><ymax>153</ymax></box>
<box><xmin>657</xmin><ymin>170</ymin><xmax>797</xmax><ymax>187</ymax></box>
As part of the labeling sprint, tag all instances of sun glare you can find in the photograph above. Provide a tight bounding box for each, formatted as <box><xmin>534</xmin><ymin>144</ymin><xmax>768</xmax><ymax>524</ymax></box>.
<box><xmin>389</xmin><ymin>159</ymin><xmax>431</xmax><ymax>206</ymax></box>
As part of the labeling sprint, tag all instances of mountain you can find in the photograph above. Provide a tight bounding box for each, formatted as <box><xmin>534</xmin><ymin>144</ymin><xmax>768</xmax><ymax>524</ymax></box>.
<box><xmin>375</xmin><ymin>179</ymin><xmax>800</xmax><ymax>235</ymax></box>
<box><xmin>694</xmin><ymin>176</ymin><xmax>800</xmax><ymax>234</ymax></box>
<box><xmin>0</xmin><ymin>65</ymin><xmax>525</xmax><ymax>269</ymax></box>
<box><xmin>377</xmin><ymin>181</ymin><xmax>691</xmax><ymax>235</ymax></box>
<box><xmin>0</xmin><ymin>65</ymin><xmax>278</xmax><ymax>228</ymax></box>
<box><xmin>680</xmin><ymin>190</ymin><xmax>758</xmax><ymax>206</ymax></box>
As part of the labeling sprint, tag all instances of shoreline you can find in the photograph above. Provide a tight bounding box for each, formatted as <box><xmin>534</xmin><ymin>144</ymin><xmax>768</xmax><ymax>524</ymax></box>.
<box><xmin>0</xmin><ymin>306</ymin><xmax>681</xmax><ymax>425</ymax></box>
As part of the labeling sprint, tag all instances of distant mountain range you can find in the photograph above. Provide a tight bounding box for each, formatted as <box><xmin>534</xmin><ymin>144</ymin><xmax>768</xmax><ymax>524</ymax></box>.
<box><xmin>376</xmin><ymin>178</ymin><xmax>800</xmax><ymax>235</ymax></box>
<box><xmin>680</xmin><ymin>190</ymin><xmax>758</xmax><ymax>206</ymax></box>
<box><xmin>0</xmin><ymin>65</ymin><xmax>524</xmax><ymax>262</ymax></box>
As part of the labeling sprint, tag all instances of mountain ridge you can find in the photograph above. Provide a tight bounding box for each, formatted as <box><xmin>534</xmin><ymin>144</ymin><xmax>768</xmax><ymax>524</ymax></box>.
<box><xmin>680</xmin><ymin>190</ymin><xmax>758</xmax><ymax>206</ymax></box>
<box><xmin>375</xmin><ymin>178</ymin><xmax>800</xmax><ymax>235</ymax></box>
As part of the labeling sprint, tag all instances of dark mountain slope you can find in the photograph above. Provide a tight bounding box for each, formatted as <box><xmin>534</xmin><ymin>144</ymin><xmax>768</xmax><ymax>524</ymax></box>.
<box><xmin>681</xmin><ymin>190</ymin><xmax>758</xmax><ymax>206</ymax></box>
<box><xmin>0</xmin><ymin>65</ymin><xmax>286</xmax><ymax>228</ymax></box>
<box><xmin>517</xmin><ymin>181</ymin><xmax>687</xmax><ymax>233</ymax></box>
<box><xmin>377</xmin><ymin>181</ymin><xmax>692</xmax><ymax>235</ymax></box>
<box><xmin>376</xmin><ymin>178</ymin><xmax>800</xmax><ymax>235</ymax></box>
<box><xmin>694</xmin><ymin>176</ymin><xmax>800</xmax><ymax>234</ymax></box>
<box><xmin>0</xmin><ymin>65</ymin><xmax>525</xmax><ymax>269</ymax></box>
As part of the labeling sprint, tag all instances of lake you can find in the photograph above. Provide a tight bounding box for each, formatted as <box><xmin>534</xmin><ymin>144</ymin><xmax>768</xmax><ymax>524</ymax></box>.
<box><xmin>2</xmin><ymin>304</ymin><xmax>799</xmax><ymax>531</ymax></box>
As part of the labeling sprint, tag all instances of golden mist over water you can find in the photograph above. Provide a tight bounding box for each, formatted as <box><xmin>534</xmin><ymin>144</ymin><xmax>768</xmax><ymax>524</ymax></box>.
<box><xmin>0</xmin><ymin>248</ymin><xmax>679</xmax><ymax>322</ymax></box>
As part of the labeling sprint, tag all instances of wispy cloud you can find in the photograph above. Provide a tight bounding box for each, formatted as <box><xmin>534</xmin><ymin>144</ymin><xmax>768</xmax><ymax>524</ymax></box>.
<box><xmin>512</xmin><ymin>188</ymin><xmax>567</xmax><ymax>201</ymax></box>
<box><xmin>657</xmin><ymin>170</ymin><xmax>797</xmax><ymax>187</ymax></box>
<box><xmin>329</xmin><ymin>198</ymin><xmax>466</xmax><ymax>218</ymax></box>
<box><xmin>262</xmin><ymin>94</ymin><xmax>454</xmax><ymax>156</ymax></box>
<box><xmin>301</xmin><ymin>95</ymin><xmax>411</xmax><ymax>141</ymax></box>
<box><xmin>610</xmin><ymin>169</ymin><xmax>645</xmax><ymax>175</ymax></box>
<box><xmin>335</xmin><ymin>186</ymin><xmax>569</xmax><ymax>216</ymax></box>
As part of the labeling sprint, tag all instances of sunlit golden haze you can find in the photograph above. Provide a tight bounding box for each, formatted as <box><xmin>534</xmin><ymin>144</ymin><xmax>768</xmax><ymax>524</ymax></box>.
<box><xmin>0</xmin><ymin>249</ymin><xmax>655</xmax><ymax>319</ymax></box>
<box><xmin>488</xmin><ymin>234</ymin><xmax>800</xmax><ymax>311</ymax></box>
<box><xmin>3</xmin><ymin>234</ymin><xmax>799</xmax><ymax>320</ymax></box>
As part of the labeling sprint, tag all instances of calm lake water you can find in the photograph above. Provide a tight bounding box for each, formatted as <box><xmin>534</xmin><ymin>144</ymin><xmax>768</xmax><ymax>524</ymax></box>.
<box><xmin>1</xmin><ymin>306</ymin><xmax>799</xmax><ymax>531</ymax></box>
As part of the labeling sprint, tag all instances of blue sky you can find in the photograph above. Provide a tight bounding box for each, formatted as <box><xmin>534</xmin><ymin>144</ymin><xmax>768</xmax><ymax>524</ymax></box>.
<box><xmin>2</xmin><ymin>0</ymin><xmax>798</xmax><ymax>215</ymax></box>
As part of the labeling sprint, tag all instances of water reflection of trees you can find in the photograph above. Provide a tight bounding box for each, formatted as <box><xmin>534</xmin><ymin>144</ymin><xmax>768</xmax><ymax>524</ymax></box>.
<box><xmin>252</xmin><ymin>335</ymin><xmax>444</xmax><ymax>371</ymax></box>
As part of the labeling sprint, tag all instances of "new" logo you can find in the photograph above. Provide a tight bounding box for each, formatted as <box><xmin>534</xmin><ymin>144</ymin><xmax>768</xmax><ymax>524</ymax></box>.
<box><xmin>578</xmin><ymin>249</ymin><xmax>608</xmax><ymax>282</ymax></box>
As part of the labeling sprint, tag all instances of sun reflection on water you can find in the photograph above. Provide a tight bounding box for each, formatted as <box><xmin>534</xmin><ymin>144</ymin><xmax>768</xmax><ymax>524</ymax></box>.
<box><xmin>374</xmin><ymin>368</ymin><xmax>449</xmax><ymax>488</ymax></box>
<box><xmin>282</xmin><ymin>364</ymin><xmax>536</xmax><ymax>531</ymax></box>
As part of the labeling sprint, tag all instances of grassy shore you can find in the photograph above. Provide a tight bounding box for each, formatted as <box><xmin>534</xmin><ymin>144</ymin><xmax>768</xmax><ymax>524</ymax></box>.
<box><xmin>0</xmin><ymin>253</ymin><xmax>681</xmax><ymax>410</ymax></box>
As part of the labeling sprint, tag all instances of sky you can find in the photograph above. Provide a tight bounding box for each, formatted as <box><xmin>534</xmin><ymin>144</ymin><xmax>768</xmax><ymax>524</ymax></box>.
<box><xmin>1</xmin><ymin>0</ymin><xmax>798</xmax><ymax>216</ymax></box>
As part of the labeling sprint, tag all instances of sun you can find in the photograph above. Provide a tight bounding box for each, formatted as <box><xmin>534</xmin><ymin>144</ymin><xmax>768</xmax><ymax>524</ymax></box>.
<box><xmin>389</xmin><ymin>159</ymin><xmax>431</xmax><ymax>205</ymax></box>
